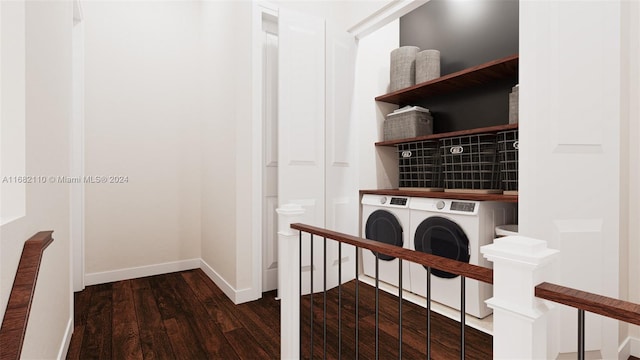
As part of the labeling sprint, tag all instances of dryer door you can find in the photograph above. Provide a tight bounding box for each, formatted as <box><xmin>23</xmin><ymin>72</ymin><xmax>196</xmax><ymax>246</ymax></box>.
<box><xmin>414</xmin><ymin>216</ymin><xmax>470</xmax><ymax>278</ymax></box>
<box><xmin>364</xmin><ymin>210</ymin><xmax>403</xmax><ymax>261</ymax></box>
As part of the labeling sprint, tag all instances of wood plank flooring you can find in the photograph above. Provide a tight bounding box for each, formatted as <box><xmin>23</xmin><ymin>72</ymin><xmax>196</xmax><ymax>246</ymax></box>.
<box><xmin>67</xmin><ymin>269</ymin><xmax>493</xmax><ymax>359</ymax></box>
<box><xmin>300</xmin><ymin>280</ymin><xmax>492</xmax><ymax>360</ymax></box>
<box><xmin>67</xmin><ymin>270</ymin><xmax>280</xmax><ymax>360</ymax></box>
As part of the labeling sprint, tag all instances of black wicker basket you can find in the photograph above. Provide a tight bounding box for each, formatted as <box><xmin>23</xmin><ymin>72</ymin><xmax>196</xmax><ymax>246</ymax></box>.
<box><xmin>440</xmin><ymin>133</ymin><xmax>500</xmax><ymax>191</ymax></box>
<box><xmin>397</xmin><ymin>140</ymin><xmax>443</xmax><ymax>189</ymax></box>
<box><xmin>497</xmin><ymin>130</ymin><xmax>519</xmax><ymax>192</ymax></box>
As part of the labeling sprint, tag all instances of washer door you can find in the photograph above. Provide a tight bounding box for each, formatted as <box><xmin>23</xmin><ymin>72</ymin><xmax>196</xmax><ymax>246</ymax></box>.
<box><xmin>364</xmin><ymin>210</ymin><xmax>403</xmax><ymax>261</ymax></box>
<box><xmin>414</xmin><ymin>216</ymin><xmax>470</xmax><ymax>278</ymax></box>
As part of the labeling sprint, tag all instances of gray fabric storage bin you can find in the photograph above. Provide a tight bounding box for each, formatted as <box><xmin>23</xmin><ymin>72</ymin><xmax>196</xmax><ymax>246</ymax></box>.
<box><xmin>416</xmin><ymin>49</ymin><xmax>441</xmax><ymax>84</ymax></box>
<box><xmin>383</xmin><ymin>107</ymin><xmax>433</xmax><ymax>141</ymax></box>
<box><xmin>509</xmin><ymin>84</ymin><xmax>519</xmax><ymax>124</ymax></box>
<box><xmin>390</xmin><ymin>46</ymin><xmax>420</xmax><ymax>92</ymax></box>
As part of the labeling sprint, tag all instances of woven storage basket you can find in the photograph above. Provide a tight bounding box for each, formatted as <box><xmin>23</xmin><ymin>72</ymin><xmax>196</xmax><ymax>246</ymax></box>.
<box><xmin>397</xmin><ymin>140</ymin><xmax>443</xmax><ymax>190</ymax></box>
<box><xmin>416</xmin><ymin>49</ymin><xmax>441</xmax><ymax>84</ymax></box>
<box><xmin>440</xmin><ymin>133</ymin><xmax>501</xmax><ymax>192</ymax></box>
<box><xmin>390</xmin><ymin>46</ymin><xmax>420</xmax><ymax>92</ymax></box>
<box><xmin>383</xmin><ymin>108</ymin><xmax>433</xmax><ymax>141</ymax></box>
<box><xmin>509</xmin><ymin>85</ymin><xmax>519</xmax><ymax>124</ymax></box>
<box><xmin>497</xmin><ymin>130</ymin><xmax>518</xmax><ymax>193</ymax></box>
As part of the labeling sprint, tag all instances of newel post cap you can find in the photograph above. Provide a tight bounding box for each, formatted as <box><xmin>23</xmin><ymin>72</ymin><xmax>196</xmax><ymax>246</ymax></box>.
<box><xmin>276</xmin><ymin>203</ymin><xmax>305</xmax><ymax>236</ymax></box>
<box><xmin>482</xmin><ymin>235</ymin><xmax>559</xmax><ymax>267</ymax></box>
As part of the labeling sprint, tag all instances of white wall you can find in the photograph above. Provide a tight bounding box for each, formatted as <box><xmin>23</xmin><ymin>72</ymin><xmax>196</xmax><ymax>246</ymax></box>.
<box><xmin>199</xmin><ymin>0</ymin><xmax>255</xmax><ymax>300</ymax></box>
<box><xmin>274</xmin><ymin>0</ymin><xmax>390</xmax><ymax>33</ymax></box>
<box><xmin>0</xmin><ymin>1</ymin><xmax>74</xmax><ymax>358</ymax></box>
<box><xmin>79</xmin><ymin>0</ymin><xmax>398</xmax><ymax>306</ymax></box>
<box><xmin>0</xmin><ymin>0</ymin><xmax>26</xmax><ymax>224</ymax></box>
<box><xmin>83</xmin><ymin>1</ymin><xmax>202</xmax><ymax>278</ymax></box>
<box><xmin>354</xmin><ymin>20</ymin><xmax>399</xmax><ymax>192</ymax></box>
<box><xmin>625</xmin><ymin>0</ymin><xmax>640</xmax><ymax>348</ymax></box>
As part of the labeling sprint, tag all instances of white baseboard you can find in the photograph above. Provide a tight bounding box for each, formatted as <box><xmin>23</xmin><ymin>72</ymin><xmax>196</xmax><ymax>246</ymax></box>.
<box><xmin>619</xmin><ymin>337</ymin><xmax>631</xmax><ymax>360</ymax></box>
<box><xmin>57</xmin><ymin>317</ymin><xmax>73</xmax><ymax>360</ymax></box>
<box><xmin>632</xmin><ymin>336</ymin><xmax>640</xmax><ymax>357</ymax></box>
<box><xmin>83</xmin><ymin>258</ymin><xmax>261</xmax><ymax>305</ymax></box>
<box><xmin>619</xmin><ymin>336</ymin><xmax>640</xmax><ymax>359</ymax></box>
<box><xmin>84</xmin><ymin>259</ymin><xmax>200</xmax><ymax>286</ymax></box>
<box><xmin>199</xmin><ymin>259</ymin><xmax>260</xmax><ymax>305</ymax></box>
<box><xmin>199</xmin><ymin>258</ymin><xmax>238</xmax><ymax>304</ymax></box>
<box><xmin>235</xmin><ymin>286</ymin><xmax>261</xmax><ymax>304</ymax></box>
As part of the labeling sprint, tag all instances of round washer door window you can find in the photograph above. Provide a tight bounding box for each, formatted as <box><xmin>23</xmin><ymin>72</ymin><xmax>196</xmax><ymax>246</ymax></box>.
<box><xmin>365</xmin><ymin>210</ymin><xmax>403</xmax><ymax>261</ymax></box>
<box><xmin>414</xmin><ymin>216</ymin><xmax>470</xmax><ymax>278</ymax></box>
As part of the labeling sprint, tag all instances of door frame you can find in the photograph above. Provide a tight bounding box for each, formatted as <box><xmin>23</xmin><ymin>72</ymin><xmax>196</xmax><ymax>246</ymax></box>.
<box><xmin>71</xmin><ymin>0</ymin><xmax>85</xmax><ymax>292</ymax></box>
<box><xmin>251</xmin><ymin>1</ymin><xmax>278</xmax><ymax>299</ymax></box>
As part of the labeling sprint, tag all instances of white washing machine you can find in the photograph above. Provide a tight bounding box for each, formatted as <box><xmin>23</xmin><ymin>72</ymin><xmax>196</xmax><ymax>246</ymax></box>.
<box><xmin>408</xmin><ymin>197</ymin><xmax>516</xmax><ymax>318</ymax></box>
<box><xmin>361</xmin><ymin>194</ymin><xmax>411</xmax><ymax>290</ymax></box>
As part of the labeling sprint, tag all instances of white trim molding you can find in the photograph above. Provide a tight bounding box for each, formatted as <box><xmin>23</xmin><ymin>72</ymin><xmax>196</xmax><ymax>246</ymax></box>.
<box><xmin>83</xmin><ymin>259</ymin><xmax>258</xmax><ymax>304</ymax></box>
<box><xmin>618</xmin><ymin>335</ymin><xmax>640</xmax><ymax>359</ymax></box>
<box><xmin>632</xmin><ymin>336</ymin><xmax>640</xmax><ymax>358</ymax></box>
<box><xmin>347</xmin><ymin>0</ymin><xmax>429</xmax><ymax>40</ymax></box>
<box><xmin>57</xmin><ymin>317</ymin><xmax>73</xmax><ymax>360</ymax></box>
<box><xmin>84</xmin><ymin>259</ymin><xmax>200</xmax><ymax>286</ymax></box>
<box><xmin>200</xmin><ymin>258</ymin><xmax>257</xmax><ymax>305</ymax></box>
<box><xmin>250</xmin><ymin>0</ymin><xmax>278</xmax><ymax>306</ymax></box>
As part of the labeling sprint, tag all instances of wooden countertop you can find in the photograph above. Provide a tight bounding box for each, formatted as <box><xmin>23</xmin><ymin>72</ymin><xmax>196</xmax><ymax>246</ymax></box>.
<box><xmin>360</xmin><ymin>189</ymin><xmax>518</xmax><ymax>203</ymax></box>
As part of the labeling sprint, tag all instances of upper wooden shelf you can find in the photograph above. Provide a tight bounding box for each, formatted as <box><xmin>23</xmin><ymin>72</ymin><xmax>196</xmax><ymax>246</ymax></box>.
<box><xmin>376</xmin><ymin>123</ymin><xmax>518</xmax><ymax>147</ymax></box>
<box><xmin>375</xmin><ymin>54</ymin><xmax>519</xmax><ymax>105</ymax></box>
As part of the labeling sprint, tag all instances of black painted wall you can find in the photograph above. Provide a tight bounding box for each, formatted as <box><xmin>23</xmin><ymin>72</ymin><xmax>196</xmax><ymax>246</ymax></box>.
<box><xmin>400</xmin><ymin>0</ymin><xmax>519</xmax><ymax>133</ymax></box>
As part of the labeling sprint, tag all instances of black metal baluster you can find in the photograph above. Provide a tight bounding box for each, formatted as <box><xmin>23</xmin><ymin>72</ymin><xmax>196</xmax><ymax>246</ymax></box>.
<box><xmin>398</xmin><ymin>259</ymin><xmax>403</xmax><ymax>359</ymax></box>
<box><xmin>299</xmin><ymin>231</ymin><xmax>303</xmax><ymax>359</ymax></box>
<box><xmin>578</xmin><ymin>309</ymin><xmax>585</xmax><ymax>360</ymax></box>
<box><xmin>375</xmin><ymin>256</ymin><xmax>380</xmax><ymax>360</ymax></box>
<box><xmin>426</xmin><ymin>268</ymin><xmax>431</xmax><ymax>360</ymax></box>
<box><xmin>323</xmin><ymin>237</ymin><xmax>327</xmax><ymax>360</ymax></box>
<box><xmin>310</xmin><ymin>234</ymin><xmax>314</xmax><ymax>359</ymax></box>
<box><xmin>460</xmin><ymin>276</ymin><xmax>465</xmax><ymax>360</ymax></box>
<box><xmin>338</xmin><ymin>243</ymin><xmax>342</xmax><ymax>360</ymax></box>
<box><xmin>355</xmin><ymin>248</ymin><xmax>360</xmax><ymax>359</ymax></box>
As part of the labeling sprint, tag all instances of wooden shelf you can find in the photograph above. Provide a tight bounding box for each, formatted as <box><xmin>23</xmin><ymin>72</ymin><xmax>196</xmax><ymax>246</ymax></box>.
<box><xmin>360</xmin><ymin>189</ymin><xmax>518</xmax><ymax>203</ymax></box>
<box><xmin>376</xmin><ymin>123</ymin><xmax>518</xmax><ymax>147</ymax></box>
<box><xmin>375</xmin><ymin>54</ymin><xmax>518</xmax><ymax>105</ymax></box>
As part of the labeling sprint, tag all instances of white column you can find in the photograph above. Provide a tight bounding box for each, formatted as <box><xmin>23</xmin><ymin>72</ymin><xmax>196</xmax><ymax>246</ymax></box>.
<box><xmin>481</xmin><ymin>236</ymin><xmax>559</xmax><ymax>359</ymax></box>
<box><xmin>276</xmin><ymin>203</ymin><xmax>305</xmax><ymax>360</ymax></box>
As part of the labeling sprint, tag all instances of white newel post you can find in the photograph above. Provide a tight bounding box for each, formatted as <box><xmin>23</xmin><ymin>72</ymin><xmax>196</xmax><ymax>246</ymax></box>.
<box><xmin>276</xmin><ymin>203</ymin><xmax>305</xmax><ymax>360</ymax></box>
<box><xmin>481</xmin><ymin>236</ymin><xmax>559</xmax><ymax>359</ymax></box>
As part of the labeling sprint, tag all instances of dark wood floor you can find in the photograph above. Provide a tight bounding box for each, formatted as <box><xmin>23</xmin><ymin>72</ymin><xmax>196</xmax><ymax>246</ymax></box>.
<box><xmin>67</xmin><ymin>269</ymin><xmax>492</xmax><ymax>359</ymax></box>
<box><xmin>300</xmin><ymin>279</ymin><xmax>492</xmax><ymax>360</ymax></box>
<box><xmin>67</xmin><ymin>269</ymin><xmax>280</xmax><ymax>359</ymax></box>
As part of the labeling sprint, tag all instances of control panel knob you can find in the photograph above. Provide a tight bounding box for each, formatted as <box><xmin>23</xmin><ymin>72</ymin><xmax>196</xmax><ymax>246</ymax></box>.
<box><xmin>380</xmin><ymin>196</ymin><xmax>387</xmax><ymax>205</ymax></box>
<box><xmin>436</xmin><ymin>200</ymin><xmax>445</xmax><ymax>210</ymax></box>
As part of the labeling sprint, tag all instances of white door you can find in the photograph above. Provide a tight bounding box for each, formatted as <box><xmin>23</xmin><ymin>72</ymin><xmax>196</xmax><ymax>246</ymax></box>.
<box><xmin>261</xmin><ymin>15</ymin><xmax>279</xmax><ymax>292</ymax></box>
<box><xmin>325</xmin><ymin>24</ymin><xmax>358</xmax><ymax>283</ymax></box>
<box><xmin>279</xmin><ymin>9</ymin><xmax>357</xmax><ymax>294</ymax></box>
<box><xmin>278</xmin><ymin>8</ymin><xmax>326</xmax><ymax>295</ymax></box>
<box><xmin>519</xmin><ymin>1</ymin><xmax>623</xmax><ymax>357</ymax></box>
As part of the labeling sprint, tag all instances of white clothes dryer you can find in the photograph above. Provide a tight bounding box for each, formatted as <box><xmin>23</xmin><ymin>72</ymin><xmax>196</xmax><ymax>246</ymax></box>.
<box><xmin>408</xmin><ymin>197</ymin><xmax>516</xmax><ymax>318</ymax></box>
<box><xmin>361</xmin><ymin>194</ymin><xmax>411</xmax><ymax>290</ymax></box>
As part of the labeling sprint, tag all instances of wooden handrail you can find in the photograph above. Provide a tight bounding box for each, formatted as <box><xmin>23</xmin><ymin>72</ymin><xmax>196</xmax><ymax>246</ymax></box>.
<box><xmin>535</xmin><ymin>282</ymin><xmax>640</xmax><ymax>326</ymax></box>
<box><xmin>290</xmin><ymin>223</ymin><xmax>493</xmax><ymax>284</ymax></box>
<box><xmin>0</xmin><ymin>231</ymin><xmax>54</xmax><ymax>360</ymax></box>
